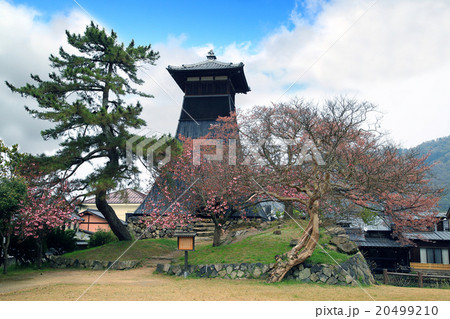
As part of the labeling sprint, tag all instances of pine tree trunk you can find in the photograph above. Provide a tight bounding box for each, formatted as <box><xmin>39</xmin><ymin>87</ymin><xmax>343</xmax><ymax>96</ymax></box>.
<box><xmin>267</xmin><ymin>209</ymin><xmax>320</xmax><ymax>283</ymax></box>
<box><xmin>96</xmin><ymin>190</ymin><xmax>132</xmax><ymax>241</ymax></box>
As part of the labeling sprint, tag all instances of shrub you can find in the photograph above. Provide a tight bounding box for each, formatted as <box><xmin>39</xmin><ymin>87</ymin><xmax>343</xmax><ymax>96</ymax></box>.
<box><xmin>88</xmin><ymin>229</ymin><xmax>118</xmax><ymax>248</ymax></box>
<box><xmin>46</xmin><ymin>228</ymin><xmax>77</xmax><ymax>254</ymax></box>
<box><xmin>8</xmin><ymin>235</ymin><xmax>38</xmax><ymax>266</ymax></box>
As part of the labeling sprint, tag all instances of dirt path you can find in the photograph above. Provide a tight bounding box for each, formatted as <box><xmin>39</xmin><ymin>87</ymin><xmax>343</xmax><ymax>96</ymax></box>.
<box><xmin>1</xmin><ymin>266</ymin><xmax>450</xmax><ymax>301</ymax></box>
<box><xmin>0</xmin><ymin>267</ymin><xmax>165</xmax><ymax>295</ymax></box>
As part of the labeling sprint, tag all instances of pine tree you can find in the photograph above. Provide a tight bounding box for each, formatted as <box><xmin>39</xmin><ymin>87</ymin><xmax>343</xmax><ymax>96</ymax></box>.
<box><xmin>6</xmin><ymin>22</ymin><xmax>160</xmax><ymax>240</ymax></box>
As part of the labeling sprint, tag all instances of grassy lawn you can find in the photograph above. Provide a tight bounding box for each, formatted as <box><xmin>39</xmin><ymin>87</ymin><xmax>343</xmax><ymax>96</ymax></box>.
<box><xmin>0</xmin><ymin>264</ymin><xmax>58</xmax><ymax>278</ymax></box>
<box><xmin>57</xmin><ymin>220</ymin><xmax>350</xmax><ymax>266</ymax></box>
<box><xmin>62</xmin><ymin>238</ymin><xmax>178</xmax><ymax>262</ymax></box>
<box><xmin>175</xmin><ymin>220</ymin><xmax>351</xmax><ymax>265</ymax></box>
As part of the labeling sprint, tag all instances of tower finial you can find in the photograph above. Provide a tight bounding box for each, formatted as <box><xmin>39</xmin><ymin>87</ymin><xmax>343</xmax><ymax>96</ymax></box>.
<box><xmin>207</xmin><ymin>50</ymin><xmax>216</xmax><ymax>60</ymax></box>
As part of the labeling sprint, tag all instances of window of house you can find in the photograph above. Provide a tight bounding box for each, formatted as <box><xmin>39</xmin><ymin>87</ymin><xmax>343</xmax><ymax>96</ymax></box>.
<box><xmin>420</xmin><ymin>247</ymin><xmax>449</xmax><ymax>264</ymax></box>
<box><xmin>427</xmin><ymin>248</ymin><xmax>442</xmax><ymax>264</ymax></box>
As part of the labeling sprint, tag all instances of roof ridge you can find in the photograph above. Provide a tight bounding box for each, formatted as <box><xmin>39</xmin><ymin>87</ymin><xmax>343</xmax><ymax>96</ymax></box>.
<box><xmin>167</xmin><ymin>59</ymin><xmax>244</xmax><ymax>70</ymax></box>
<box><xmin>83</xmin><ymin>188</ymin><xmax>146</xmax><ymax>204</ymax></box>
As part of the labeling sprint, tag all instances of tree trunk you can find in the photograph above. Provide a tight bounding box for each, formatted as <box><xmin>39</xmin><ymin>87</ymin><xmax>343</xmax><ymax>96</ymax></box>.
<box><xmin>96</xmin><ymin>190</ymin><xmax>132</xmax><ymax>241</ymax></box>
<box><xmin>283</xmin><ymin>201</ymin><xmax>294</xmax><ymax>220</ymax></box>
<box><xmin>267</xmin><ymin>210</ymin><xmax>320</xmax><ymax>283</ymax></box>
<box><xmin>2</xmin><ymin>234</ymin><xmax>10</xmax><ymax>275</ymax></box>
<box><xmin>212</xmin><ymin>224</ymin><xmax>222</xmax><ymax>247</ymax></box>
<box><xmin>36</xmin><ymin>236</ymin><xmax>43</xmax><ymax>269</ymax></box>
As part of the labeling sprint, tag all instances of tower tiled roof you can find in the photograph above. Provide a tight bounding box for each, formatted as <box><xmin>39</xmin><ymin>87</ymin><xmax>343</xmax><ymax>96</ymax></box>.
<box><xmin>84</xmin><ymin>188</ymin><xmax>146</xmax><ymax>204</ymax></box>
<box><xmin>167</xmin><ymin>50</ymin><xmax>250</xmax><ymax>93</ymax></box>
<box><xmin>167</xmin><ymin>59</ymin><xmax>244</xmax><ymax>71</ymax></box>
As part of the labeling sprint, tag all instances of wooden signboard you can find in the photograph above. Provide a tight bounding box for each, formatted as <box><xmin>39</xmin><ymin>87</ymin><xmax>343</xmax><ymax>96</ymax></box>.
<box><xmin>178</xmin><ymin>236</ymin><xmax>194</xmax><ymax>251</ymax></box>
<box><xmin>175</xmin><ymin>231</ymin><xmax>196</xmax><ymax>251</ymax></box>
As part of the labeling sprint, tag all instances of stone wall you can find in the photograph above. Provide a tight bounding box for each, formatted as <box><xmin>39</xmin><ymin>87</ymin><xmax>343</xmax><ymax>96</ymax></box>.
<box><xmin>126</xmin><ymin>218</ymin><xmax>178</xmax><ymax>239</ymax></box>
<box><xmin>126</xmin><ymin>217</ymin><xmax>278</xmax><ymax>240</ymax></box>
<box><xmin>48</xmin><ymin>256</ymin><xmax>140</xmax><ymax>270</ymax></box>
<box><xmin>156</xmin><ymin>252</ymin><xmax>375</xmax><ymax>285</ymax></box>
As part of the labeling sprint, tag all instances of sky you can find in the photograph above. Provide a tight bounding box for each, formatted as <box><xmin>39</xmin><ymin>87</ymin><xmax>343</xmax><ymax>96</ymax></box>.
<box><xmin>0</xmin><ymin>0</ymin><xmax>449</xmax><ymax>156</ymax></box>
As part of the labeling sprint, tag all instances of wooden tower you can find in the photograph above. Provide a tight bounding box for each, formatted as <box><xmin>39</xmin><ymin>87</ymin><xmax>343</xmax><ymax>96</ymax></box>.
<box><xmin>130</xmin><ymin>52</ymin><xmax>273</xmax><ymax>222</ymax></box>
<box><xmin>167</xmin><ymin>50</ymin><xmax>250</xmax><ymax>139</ymax></box>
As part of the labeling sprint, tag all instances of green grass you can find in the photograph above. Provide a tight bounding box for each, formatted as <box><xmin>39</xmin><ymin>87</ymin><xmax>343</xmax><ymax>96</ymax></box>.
<box><xmin>176</xmin><ymin>220</ymin><xmax>352</xmax><ymax>265</ymax></box>
<box><xmin>57</xmin><ymin>220</ymin><xmax>351</xmax><ymax>266</ymax></box>
<box><xmin>62</xmin><ymin>238</ymin><xmax>178</xmax><ymax>262</ymax></box>
<box><xmin>0</xmin><ymin>263</ymin><xmax>58</xmax><ymax>278</ymax></box>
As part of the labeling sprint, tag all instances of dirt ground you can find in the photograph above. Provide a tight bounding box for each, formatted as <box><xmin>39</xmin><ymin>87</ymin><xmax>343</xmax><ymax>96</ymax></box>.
<box><xmin>0</xmin><ymin>267</ymin><xmax>449</xmax><ymax>301</ymax></box>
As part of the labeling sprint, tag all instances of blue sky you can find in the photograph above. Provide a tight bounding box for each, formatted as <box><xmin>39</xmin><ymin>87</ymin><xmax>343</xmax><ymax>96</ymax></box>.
<box><xmin>1</xmin><ymin>0</ymin><xmax>449</xmax><ymax>154</ymax></box>
<box><xmin>15</xmin><ymin>0</ymin><xmax>312</xmax><ymax>49</ymax></box>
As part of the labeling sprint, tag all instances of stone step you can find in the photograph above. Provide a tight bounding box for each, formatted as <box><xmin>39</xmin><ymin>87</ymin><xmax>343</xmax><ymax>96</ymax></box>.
<box><xmin>146</xmin><ymin>258</ymin><xmax>174</xmax><ymax>266</ymax></box>
<box><xmin>193</xmin><ymin>226</ymin><xmax>215</xmax><ymax>232</ymax></box>
<box><xmin>193</xmin><ymin>223</ymin><xmax>215</xmax><ymax>227</ymax></box>
<box><xmin>196</xmin><ymin>231</ymin><xmax>214</xmax><ymax>237</ymax></box>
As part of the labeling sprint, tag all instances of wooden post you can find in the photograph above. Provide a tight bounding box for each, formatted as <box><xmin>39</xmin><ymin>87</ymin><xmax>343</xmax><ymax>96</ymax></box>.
<box><xmin>418</xmin><ymin>272</ymin><xmax>423</xmax><ymax>288</ymax></box>
<box><xmin>383</xmin><ymin>269</ymin><xmax>388</xmax><ymax>285</ymax></box>
<box><xmin>184</xmin><ymin>251</ymin><xmax>188</xmax><ymax>278</ymax></box>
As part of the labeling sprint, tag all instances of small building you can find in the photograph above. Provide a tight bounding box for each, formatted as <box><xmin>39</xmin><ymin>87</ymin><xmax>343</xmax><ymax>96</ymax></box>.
<box><xmin>337</xmin><ymin>212</ymin><xmax>450</xmax><ymax>274</ymax></box>
<box><xmin>406</xmin><ymin>230</ymin><xmax>450</xmax><ymax>274</ymax></box>
<box><xmin>72</xmin><ymin>208</ymin><xmax>127</xmax><ymax>246</ymax></box>
<box><xmin>82</xmin><ymin>188</ymin><xmax>146</xmax><ymax>221</ymax></box>
<box><xmin>77</xmin><ymin>208</ymin><xmax>114</xmax><ymax>233</ymax></box>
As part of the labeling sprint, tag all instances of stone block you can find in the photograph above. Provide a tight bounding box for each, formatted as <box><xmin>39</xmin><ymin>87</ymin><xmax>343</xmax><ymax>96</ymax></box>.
<box><xmin>319</xmin><ymin>274</ymin><xmax>328</xmax><ymax>282</ymax></box>
<box><xmin>337</xmin><ymin>242</ymin><xmax>359</xmax><ymax>255</ymax></box>
<box><xmin>163</xmin><ymin>264</ymin><xmax>171</xmax><ymax>272</ymax></box>
<box><xmin>323</xmin><ymin>267</ymin><xmax>332</xmax><ymax>277</ymax></box>
<box><xmin>93</xmin><ymin>261</ymin><xmax>103</xmax><ymax>270</ymax></box>
<box><xmin>311</xmin><ymin>264</ymin><xmax>322</xmax><ymax>273</ymax></box>
<box><xmin>298</xmin><ymin>268</ymin><xmax>311</xmax><ymax>280</ymax></box>
<box><xmin>301</xmin><ymin>278</ymin><xmax>311</xmax><ymax>283</ymax></box>
<box><xmin>326</xmin><ymin>277</ymin><xmax>338</xmax><ymax>285</ymax></box>
<box><xmin>226</xmin><ymin>266</ymin><xmax>233</xmax><ymax>274</ymax></box>
<box><xmin>253</xmin><ymin>267</ymin><xmax>262</xmax><ymax>278</ymax></box>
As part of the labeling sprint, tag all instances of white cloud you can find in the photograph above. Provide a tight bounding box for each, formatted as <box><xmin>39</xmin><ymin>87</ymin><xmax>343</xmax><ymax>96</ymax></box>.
<box><xmin>0</xmin><ymin>0</ymin><xmax>90</xmax><ymax>153</ymax></box>
<box><xmin>1</xmin><ymin>0</ymin><xmax>449</xmax><ymax>158</ymax></box>
<box><xmin>229</xmin><ymin>0</ymin><xmax>450</xmax><ymax>147</ymax></box>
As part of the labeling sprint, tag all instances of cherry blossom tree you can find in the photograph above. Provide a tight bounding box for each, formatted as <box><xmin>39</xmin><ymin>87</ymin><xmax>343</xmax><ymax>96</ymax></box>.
<box><xmin>14</xmin><ymin>171</ymin><xmax>74</xmax><ymax>268</ymax></box>
<box><xmin>239</xmin><ymin>98</ymin><xmax>441</xmax><ymax>282</ymax></box>
<box><xmin>143</xmin><ymin>114</ymin><xmax>254</xmax><ymax>246</ymax></box>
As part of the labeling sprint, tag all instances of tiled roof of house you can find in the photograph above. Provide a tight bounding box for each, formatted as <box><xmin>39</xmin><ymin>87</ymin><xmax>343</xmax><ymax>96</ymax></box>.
<box><xmin>405</xmin><ymin>231</ymin><xmax>450</xmax><ymax>241</ymax></box>
<box><xmin>355</xmin><ymin>237</ymin><xmax>405</xmax><ymax>248</ymax></box>
<box><xmin>84</xmin><ymin>188</ymin><xmax>146</xmax><ymax>204</ymax></box>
